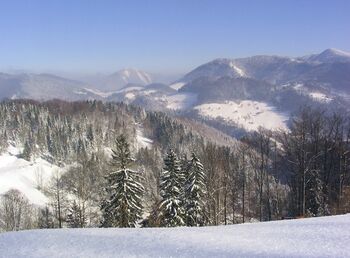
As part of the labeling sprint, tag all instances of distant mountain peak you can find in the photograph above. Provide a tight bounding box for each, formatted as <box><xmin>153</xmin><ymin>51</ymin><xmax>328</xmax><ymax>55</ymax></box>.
<box><xmin>308</xmin><ymin>48</ymin><xmax>350</xmax><ymax>63</ymax></box>
<box><xmin>322</xmin><ymin>48</ymin><xmax>350</xmax><ymax>57</ymax></box>
<box><xmin>180</xmin><ymin>58</ymin><xmax>246</xmax><ymax>83</ymax></box>
<box><xmin>110</xmin><ymin>68</ymin><xmax>152</xmax><ymax>86</ymax></box>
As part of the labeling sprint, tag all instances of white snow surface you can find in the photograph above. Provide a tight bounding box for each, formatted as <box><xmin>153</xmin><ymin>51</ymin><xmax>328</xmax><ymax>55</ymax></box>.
<box><xmin>135</xmin><ymin>128</ymin><xmax>153</xmax><ymax>149</ymax></box>
<box><xmin>229</xmin><ymin>61</ymin><xmax>246</xmax><ymax>77</ymax></box>
<box><xmin>327</xmin><ymin>48</ymin><xmax>350</xmax><ymax>57</ymax></box>
<box><xmin>83</xmin><ymin>86</ymin><xmax>144</xmax><ymax>99</ymax></box>
<box><xmin>124</xmin><ymin>92</ymin><xmax>136</xmax><ymax>100</ymax></box>
<box><xmin>169</xmin><ymin>82</ymin><xmax>186</xmax><ymax>90</ymax></box>
<box><xmin>0</xmin><ymin>214</ymin><xmax>349</xmax><ymax>257</ymax></box>
<box><xmin>120</xmin><ymin>69</ymin><xmax>152</xmax><ymax>85</ymax></box>
<box><xmin>195</xmin><ymin>100</ymin><xmax>288</xmax><ymax>132</ymax></box>
<box><xmin>0</xmin><ymin>146</ymin><xmax>61</xmax><ymax>205</ymax></box>
<box><xmin>83</xmin><ymin>88</ymin><xmax>117</xmax><ymax>98</ymax></box>
<box><xmin>165</xmin><ymin>93</ymin><xmax>197</xmax><ymax>110</ymax></box>
<box><xmin>309</xmin><ymin>92</ymin><xmax>333</xmax><ymax>103</ymax></box>
<box><xmin>117</xmin><ymin>86</ymin><xmax>144</xmax><ymax>93</ymax></box>
<box><xmin>291</xmin><ymin>84</ymin><xmax>333</xmax><ymax>103</ymax></box>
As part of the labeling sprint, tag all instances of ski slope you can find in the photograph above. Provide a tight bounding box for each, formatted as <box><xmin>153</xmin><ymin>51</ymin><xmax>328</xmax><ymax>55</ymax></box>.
<box><xmin>0</xmin><ymin>214</ymin><xmax>349</xmax><ymax>257</ymax></box>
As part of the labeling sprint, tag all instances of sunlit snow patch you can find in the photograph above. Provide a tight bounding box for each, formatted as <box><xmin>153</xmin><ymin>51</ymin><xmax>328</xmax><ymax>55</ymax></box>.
<box><xmin>125</xmin><ymin>92</ymin><xmax>136</xmax><ymax>100</ymax></box>
<box><xmin>309</xmin><ymin>92</ymin><xmax>333</xmax><ymax>103</ymax></box>
<box><xmin>0</xmin><ymin>146</ymin><xmax>62</xmax><ymax>205</ymax></box>
<box><xmin>170</xmin><ymin>82</ymin><xmax>186</xmax><ymax>90</ymax></box>
<box><xmin>135</xmin><ymin>128</ymin><xmax>153</xmax><ymax>149</ymax></box>
<box><xmin>229</xmin><ymin>62</ymin><xmax>246</xmax><ymax>77</ymax></box>
<box><xmin>195</xmin><ymin>100</ymin><xmax>288</xmax><ymax>132</ymax></box>
<box><xmin>1</xmin><ymin>214</ymin><xmax>349</xmax><ymax>257</ymax></box>
<box><xmin>166</xmin><ymin>93</ymin><xmax>197</xmax><ymax>110</ymax></box>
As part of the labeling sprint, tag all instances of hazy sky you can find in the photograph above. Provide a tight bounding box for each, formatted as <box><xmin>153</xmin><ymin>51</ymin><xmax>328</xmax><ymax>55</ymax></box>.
<box><xmin>1</xmin><ymin>0</ymin><xmax>349</xmax><ymax>74</ymax></box>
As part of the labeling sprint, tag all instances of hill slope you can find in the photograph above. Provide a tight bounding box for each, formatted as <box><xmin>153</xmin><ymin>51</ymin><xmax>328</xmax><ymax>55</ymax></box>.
<box><xmin>0</xmin><ymin>214</ymin><xmax>349</xmax><ymax>257</ymax></box>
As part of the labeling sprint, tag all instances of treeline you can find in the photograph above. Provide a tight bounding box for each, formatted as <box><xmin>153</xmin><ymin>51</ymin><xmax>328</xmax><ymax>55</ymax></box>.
<box><xmin>0</xmin><ymin>100</ymin><xmax>349</xmax><ymax>231</ymax></box>
<box><xmin>278</xmin><ymin>107</ymin><xmax>350</xmax><ymax>216</ymax></box>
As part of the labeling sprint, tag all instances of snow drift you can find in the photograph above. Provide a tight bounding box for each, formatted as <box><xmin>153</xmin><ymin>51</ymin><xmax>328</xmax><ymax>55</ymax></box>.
<box><xmin>0</xmin><ymin>214</ymin><xmax>349</xmax><ymax>257</ymax></box>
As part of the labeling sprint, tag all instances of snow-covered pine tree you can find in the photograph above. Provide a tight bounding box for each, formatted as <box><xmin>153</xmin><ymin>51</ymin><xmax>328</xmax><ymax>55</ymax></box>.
<box><xmin>66</xmin><ymin>200</ymin><xmax>85</xmax><ymax>228</ymax></box>
<box><xmin>22</xmin><ymin>139</ymin><xmax>32</xmax><ymax>161</ymax></box>
<box><xmin>37</xmin><ymin>206</ymin><xmax>54</xmax><ymax>229</ymax></box>
<box><xmin>180</xmin><ymin>154</ymin><xmax>190</xmax><ymax>188</ymax></box>
<box><xmin>184</xmin><ymin>152</ymin><xmax>206</xmax><ymax>226</ymax></box>
<box><xmin>101</xmin><ymin>134</ymin><xmax>144</xmax><ymax>228</ymax></box>
<box><xmin>159</xmin><ymin>149</ymin><xmax>185</xmax><ymax>227</ymax></box>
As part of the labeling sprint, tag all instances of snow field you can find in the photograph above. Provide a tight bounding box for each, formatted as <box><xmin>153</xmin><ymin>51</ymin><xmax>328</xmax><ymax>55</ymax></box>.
<box><xmin>0</xmin><ymin>214</ymin><xmax>349</xmax><ymax>257</ymax></box>
<box><xmin>165</xmin><ymin>93</ymin><xmax>197</xmax><ymax>110</ymax></box>
<box><xmin>169</xmin><ymin>82</ymin><xmax>186</xmax><ymax>90</ymax></box>
<box><xmin>0</xmin><ymin>146</ymin><xmax>61</xmax><ymax>205</ymax></box>
<box><xmin>195</xmin><ymin>100</ymin><xmax>289</xmax><ymax>132</ymax></box>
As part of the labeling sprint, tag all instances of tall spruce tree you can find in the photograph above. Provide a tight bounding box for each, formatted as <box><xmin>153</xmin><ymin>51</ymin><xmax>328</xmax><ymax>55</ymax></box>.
<box><xmin>66</xmin><ymin>200</ymin><xmax>85</xmax><ymax>228</ymax></box>
<box><xmin>159</xmin><ymin>149</ymin><xmax>185</xmax><ymax>227</ymax></box>
<box><xmin>101</xmin><ymin>134</ymin><xmax>144</xmax><ymax>227</ymax></box>
<box><xmin>184</xmin><ymin>152</ymin><xmax>206</xmax><ymax>226</ymax></box>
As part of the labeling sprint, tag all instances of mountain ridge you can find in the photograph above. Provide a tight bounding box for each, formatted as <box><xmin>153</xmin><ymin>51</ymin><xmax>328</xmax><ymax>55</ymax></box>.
<box><xmin>1</xmin><ymin>48</ymin><xmax>349</xmax><ymax>135</ymax></box>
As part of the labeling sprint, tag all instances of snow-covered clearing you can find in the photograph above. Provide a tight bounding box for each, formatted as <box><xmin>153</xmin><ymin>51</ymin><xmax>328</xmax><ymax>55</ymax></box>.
<box><xmin>195</xmin><ymin>100</ymin><xmax>288</xmax><ymax>132</ymax></box>
<box><xmin>83</xmin><ymin>88</ymin><xmax>116</xmax><ymax>98</ymax></box>
<box><xmin>309</xmin><ymin>92</ymin><xmax>333</xmax><ymax>103</ymax></box>
<box><xmin>291</xmin><ymin>84</ymin><xmax>333</xmax><ymax>103</ymax></box>
<box><xmin>169</xmin><ymin>82</ymin><xmax>186</xmax><ymax>90</ymax></box>
<box><xmin>83</xmin><ymin>86</ymin><xmax>144</xmax><ymax>99</ymax></box>
<box><xmin>0</xmin><ymin>146</ymin><xmax>61</xmax><ymax>205</ymax></box>
<box><xmin>0</xmin><ymin>214</ymin><xmax>349</xmax><ymax>257</ymax></box>
<box><xmin>135</xmin><ymin>128</ymin><xmax>153</xmax><ymax>149</ymax></box>
<box><xmin>165</xmin><ymin>93</ymin><xmax>197</xmax><ymax>110</ymax></box>
<box><xmin>124</xmin><ymin>92</ymin><xmax>136</xmax><ymax>100</ymax></box>
<box><xmin>118</xmin><ymin>86</ymin><xmax>144</xmax><ymax>93</ymax></box>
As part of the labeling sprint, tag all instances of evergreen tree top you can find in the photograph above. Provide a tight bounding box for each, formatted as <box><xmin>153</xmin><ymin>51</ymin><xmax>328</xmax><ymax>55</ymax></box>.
<box><xmin>111</xmin><ymin>134</ymin><xmax>135</xmax><ymax>170</ymax></box>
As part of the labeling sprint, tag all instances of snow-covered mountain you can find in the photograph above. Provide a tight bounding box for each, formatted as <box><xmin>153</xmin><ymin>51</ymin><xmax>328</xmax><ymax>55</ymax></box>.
<box><xmin>91</xmin><ymin>68</ymin><xmax>153</xmax><ymax>91</ymax></box>
<box><xmin>1</xmin><ymin>49</ymin><xmax>349</xmax><ymax>135</ymax></box>
<box><xmin>0</xmin><ymin>73</ymin><xmax>99</xmax><ymax>101</ymax></box>
<box><xmin>306</xmin><ymin>48</ymin><xmax>350</xmax><ymax>63</ymax></box>
<box><xmin>161</xmin><ymin>48</ymin><xmax>350</xmax><ymax>134</ymax></box>
<box><xmin>0</xmin><ymin>69</ymin><xmax>153</xmax><ymax>100</ymax></box>
<box><xmin>176</xmin><ymin>48</ymin><xmax>350</xmax><ymax>86</ymax></box>
<box><xmin>180</xmin><ymin>58</ymin><xmax>247</xmax><ymax>83</ymax></box>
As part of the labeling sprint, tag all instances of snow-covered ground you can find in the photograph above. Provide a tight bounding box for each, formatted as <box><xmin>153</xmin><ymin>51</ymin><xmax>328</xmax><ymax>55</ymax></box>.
<box><xmin>169</xmin><ymin>82</ymin><xmax>186</xmax><ymax>90</ymax></box>
<box><xmin>0</xmin><ymin>214</ymin><xmax>349</xmax><ymax>257</ymax></box>
<box><xmin>124</xmin><ymin>92</ymin><xmax>136</xmax><ymax>100</ymax></box>
<box><xmin>291</xmin><ymin>83</ymin><xmax>333</xmax><ymax>103</ymax></box>
<box><xmin>229</xmin><ymin>61</ymin><xmax>246</xmax><ymax>77</ymax></box>
<box><xmin>83</xmin><ymin>86</ymin><xmax>145</xmax><ymax>99</ymax></box>
<box><xmin>195</xmin><ymin>100</ymin><xmax>289</xmax><ymax>132</ymax></box>
<box><xmin>309</xmin><ymin>92</ymin><xmax>333</xmax><ymax>103</ymax></box>
<box><xmin>0</xmin><ymin>146</ymin><xmax>61</xmax><ymax>205</ymax></box>
<box><xmin>83</xmin><ymin>88</ymin><xmax>116</xmax><ymax>98</ymax></box>
<box><xmin>165</xmin><ymin>93</ymin><xmax>197</xmax><ymax>110</ymax></box>
<box><xmin>135</xmin><ymin>126</ymin><xmax>153</xmax><ymax>149</ymax></box>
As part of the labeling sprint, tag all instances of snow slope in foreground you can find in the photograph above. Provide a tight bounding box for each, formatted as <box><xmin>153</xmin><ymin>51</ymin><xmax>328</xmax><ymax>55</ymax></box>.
<box><xmin>1</xmin><ymin>214</ymin><xmax>349</xmax><ymax>258</ymax></box>
<box><xmin>195</xmin><ymin>100</ymin><xmax>289</xmax><ymax>132</ymax></box>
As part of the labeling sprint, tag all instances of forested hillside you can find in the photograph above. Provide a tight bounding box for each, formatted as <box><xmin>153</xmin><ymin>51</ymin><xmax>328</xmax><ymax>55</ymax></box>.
<box><xmin>0</xmin><ymin>100</ymin><xmax>349</xmax><ymax>232</ymax></box>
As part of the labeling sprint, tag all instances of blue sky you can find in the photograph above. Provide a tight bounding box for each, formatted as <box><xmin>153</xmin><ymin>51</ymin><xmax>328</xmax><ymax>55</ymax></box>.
<box><xmin>1</xmin><ymin>0</ymin><xmax>349</xmax><ymax>73</ymax></box>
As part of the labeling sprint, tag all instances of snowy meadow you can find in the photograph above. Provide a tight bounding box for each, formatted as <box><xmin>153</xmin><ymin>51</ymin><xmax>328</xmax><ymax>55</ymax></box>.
<box><xmin>1</xmin><ymin>214</ymin><xmax>349</xmax><ymax>258</ymax></box>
